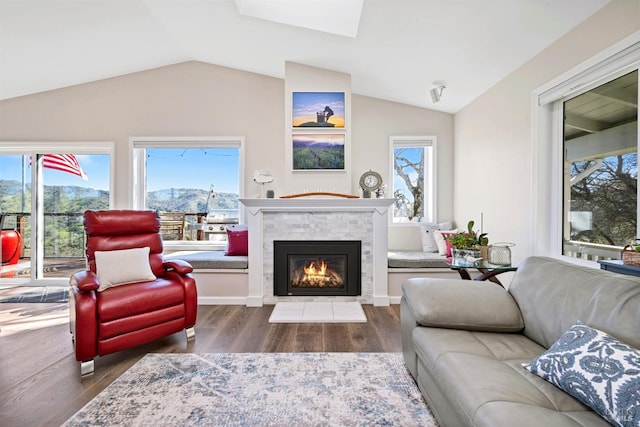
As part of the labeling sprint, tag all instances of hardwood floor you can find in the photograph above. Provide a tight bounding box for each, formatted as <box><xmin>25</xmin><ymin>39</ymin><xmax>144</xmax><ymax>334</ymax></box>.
<box><xmin>0</xmin><ymin>302</ymin><xmax>402</xmax><ymax>427</ymax></box>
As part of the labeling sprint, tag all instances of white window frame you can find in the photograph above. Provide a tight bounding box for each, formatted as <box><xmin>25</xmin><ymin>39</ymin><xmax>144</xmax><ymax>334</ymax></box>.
<box><xmin>130</xmin><ymin>136</ymin><xmax>245</xmax><ymax>251</ymax></box>
<box><xmin>533</xmin><ymin>32</ymin><xmax>640</xmax><ymax>264</ymax></box>
<box><xmin>0</xmin><ymin>141</ymin><xmax>114</xmax><ymax>285</ymax></box>
<box><xmin>388</xmin><ymin>135</ymin><xmax>437</xmax><ymax>225</ymax></box>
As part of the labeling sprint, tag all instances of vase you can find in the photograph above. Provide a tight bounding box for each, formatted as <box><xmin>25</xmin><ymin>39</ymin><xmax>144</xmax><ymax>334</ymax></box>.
<box><xmin>452</xmin><ymin>248</ymin><xmax>481</xmax><ymax>267</ymax></box>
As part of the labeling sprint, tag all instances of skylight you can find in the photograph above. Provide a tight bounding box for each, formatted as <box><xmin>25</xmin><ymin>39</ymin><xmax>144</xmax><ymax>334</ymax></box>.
<box><xmin>234</xmin><ymin>0</ymin><xmax>363</xmax><ymax>38</ymax></box>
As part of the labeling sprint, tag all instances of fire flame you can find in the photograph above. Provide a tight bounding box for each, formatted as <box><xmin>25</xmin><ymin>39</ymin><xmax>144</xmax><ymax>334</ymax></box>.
<box><xmin>304</xmin><ymin>260</ymin><xmax>327</xmax><ymax>279</ymax></box>
<box><xmin>292</xmin><ymin>259</ymin><xmax>343</xmax><ymax>287</ymax></box>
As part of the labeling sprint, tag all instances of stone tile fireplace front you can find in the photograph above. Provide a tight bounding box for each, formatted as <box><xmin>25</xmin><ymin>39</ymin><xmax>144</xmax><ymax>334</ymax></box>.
<box><xmin>239</xmin><ymin>198</ymin><xmax>393</xmax><ymax>306</ymax></box>
<box><xmin>273</xmin><ymin>240</ymin><xmax>361</xmax><ymax>297</ymax></box>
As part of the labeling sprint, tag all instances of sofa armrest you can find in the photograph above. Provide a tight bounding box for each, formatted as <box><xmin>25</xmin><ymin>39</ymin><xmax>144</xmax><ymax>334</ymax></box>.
<box><xmin>402</xmin><ymin>278</ymin><xmax>524</xmax><ymax>332</ymax></box>
<box><xmin>163</xmin><ymin>259</ymin><xmax>194</xmax><ymax>275</ymax></box>
<box><xmin>69</xmin><ymin>270</ymin><xmax>100</xmax><ymax>292</ymax></box>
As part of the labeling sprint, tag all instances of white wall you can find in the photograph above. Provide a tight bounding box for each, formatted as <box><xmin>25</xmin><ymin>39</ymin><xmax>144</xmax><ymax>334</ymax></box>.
<box><xmin>453</xmin><ymin>0</ymin><xmax>640</xmax><ymax>263</ymax></box>
<box><xmin>0</xmin><ymin>61</ymin><xmax>285</xmax><ymax>208</ymax></box>
<box><xmin>352</xmin><ymin>95</ymin><xmax>454</xmax><ymax>250</ymax></box>
<box><xmin>0</xmin><ymin>60</ymin><xmax>454</xmax><ymax>249</ymax></box>
<box><xmin>283</xmin><ymin>62</ymin><xmax>353</xmax><ymax>193</ymax></box>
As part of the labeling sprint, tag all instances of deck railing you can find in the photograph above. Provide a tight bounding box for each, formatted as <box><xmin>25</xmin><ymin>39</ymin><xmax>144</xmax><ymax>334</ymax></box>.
<box><xmin>563</xmin><ymin>240</ymin><xmax>622</xmax><ymax>262</ymax></box>
<box><xmin>1</xmin><ymin>212</ymin><xmax>86</xmax><ymax>258</ymax></box>
<box><xmin>1</xmin><ymin>211</ymin><xmax>220</xmax><ymax>260</ymax></box>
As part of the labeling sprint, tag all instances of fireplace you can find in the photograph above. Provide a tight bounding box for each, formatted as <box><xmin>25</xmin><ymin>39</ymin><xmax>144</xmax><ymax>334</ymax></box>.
<box><xmin>273</xmin><ymin>240</ymin><xmax>361</xmax><ymax>296</ymax></box>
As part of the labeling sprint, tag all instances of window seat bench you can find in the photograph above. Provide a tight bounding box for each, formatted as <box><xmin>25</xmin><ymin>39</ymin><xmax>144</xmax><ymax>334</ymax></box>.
<box><xmin>387</xmin><ymin>250</ymin><xmax>458</xmax><ymax>302</ymax></box>
<box><xmin>387</xmin><ymin>250</ymin><xmax>449</xmax><ymax>269</ymax></box>
<box><xmin>163</xmin><ymin>250</ymin><xmax>458</xmax><ymax>305</ymax></box>
<box><xmin>165</xmin><ymin>251</ymin><xmax>249</xmax><ymax>305</ymax></box>
<box><xmin>166</xmin><ymin>250</ymin><xmax>248</xmax><ymax>270</ymax></box>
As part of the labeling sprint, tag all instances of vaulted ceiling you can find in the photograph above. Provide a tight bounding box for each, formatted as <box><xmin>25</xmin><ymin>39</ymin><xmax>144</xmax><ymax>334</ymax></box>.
<box><xmin>0</xmin><ymin>0</ymin><xmax>610</xmax><ymax>113</ymax></box>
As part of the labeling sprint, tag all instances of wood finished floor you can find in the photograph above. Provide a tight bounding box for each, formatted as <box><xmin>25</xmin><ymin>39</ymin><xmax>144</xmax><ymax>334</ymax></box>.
<box><xmin>0</xmin><ymin>302</ymin><xmax>402</xmax><ymax>427</ymax></box>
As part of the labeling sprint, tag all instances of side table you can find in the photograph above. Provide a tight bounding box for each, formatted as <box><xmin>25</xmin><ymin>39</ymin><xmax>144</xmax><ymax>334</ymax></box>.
<box><xmin>598</xmin><ymin>259</ymin><xmax>640</xmax><ymax>277</ymax></box>
<box><xmin>447</xmin><ymin>259</ymin><xmax>518</xmax><ymax>287</ymax></box>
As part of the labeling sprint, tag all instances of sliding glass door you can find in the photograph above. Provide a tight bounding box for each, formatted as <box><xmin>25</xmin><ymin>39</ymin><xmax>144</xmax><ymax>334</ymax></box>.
<box><xmin>0</xmin><ymin>145</ymin><xmax>112</xmax><ymax>283</ymax></box>
<box><xmin>562</xmin><ymin>70</ymin><xmax>638</xmax><ymax>260</ymax></box>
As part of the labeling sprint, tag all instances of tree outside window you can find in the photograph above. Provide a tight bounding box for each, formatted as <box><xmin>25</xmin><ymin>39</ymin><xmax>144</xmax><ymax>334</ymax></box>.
<box><xmin>562</xmin><ymin>70</ymin><xmax>638</xmax><ymax>258</ymax></box>
<box><xmin>390</xmin><ymin>137</ymin><xmax>435</xmax><ymax>224</ymax></box>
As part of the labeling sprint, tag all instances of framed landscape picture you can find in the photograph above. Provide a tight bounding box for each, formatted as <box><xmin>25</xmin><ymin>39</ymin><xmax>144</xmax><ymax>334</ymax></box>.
<box><xmin>292</xmin><ymin>133</ymin><xmax>345</xmax><ymax>171</ymax></box>
<box><xmin>292</xmin><ymin>92</ymin><xmax>345</xmax><ymax>128</ymax></box>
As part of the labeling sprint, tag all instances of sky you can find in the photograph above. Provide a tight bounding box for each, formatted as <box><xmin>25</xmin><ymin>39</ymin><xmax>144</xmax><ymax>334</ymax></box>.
<box><xmin>292</xmin><ymin>92</ymin><xmax>345</xmax><ymax>127</ymax></box>
<box><xmin>0</xmin><ymin>148</ymin><xmax>240</xmax><ymax>193</ymax></box>
<box><xmin>292</xmin><ymin>134</ymin><xmax>345</xmax><ymax>146</ymax></box>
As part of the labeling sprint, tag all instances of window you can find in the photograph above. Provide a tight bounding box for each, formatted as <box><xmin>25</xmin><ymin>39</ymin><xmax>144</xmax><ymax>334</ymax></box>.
<box><xmin>131</xmin><ymin>137</ymin><xmax>244</xmax><ymax>249</ymax></box>
<box><xmin>0</xmin><ymin>143</ymin><xmax>112</xmax><ymax>283</ymax></box>
<box><xmin>389</xmin><ymin>136</ymin><xmax>436</xmax><ymax>224</ymax></box>
<box><xmin>535</xmin><ymin>37</ymin><xmax>640</xmax><ymax>261</ymax></box>
<box><xmin>563</xmin><ymin>71</ymin><xmax>638</xmax><ymax>259</ymax></box>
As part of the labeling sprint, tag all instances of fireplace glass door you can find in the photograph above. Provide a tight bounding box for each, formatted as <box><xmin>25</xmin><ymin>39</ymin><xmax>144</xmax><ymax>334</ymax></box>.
<box><xmin>274</xmin><ymin>240</ymin><xmax>361</xmax><ymax>296</ymax></box>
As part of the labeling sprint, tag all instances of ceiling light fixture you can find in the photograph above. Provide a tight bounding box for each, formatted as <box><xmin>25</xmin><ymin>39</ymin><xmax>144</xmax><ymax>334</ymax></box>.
<box><xmin>430</xmin><ymin>81</ymin><xmax>447</xmax><ymax>103</ymax></box>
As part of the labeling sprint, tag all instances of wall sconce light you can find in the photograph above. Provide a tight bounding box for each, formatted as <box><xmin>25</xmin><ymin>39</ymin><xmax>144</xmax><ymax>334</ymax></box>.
<box><xmin>430</xmin><ymin>81</ymin><xmax>447</xmax><ymax>103</ymax></box>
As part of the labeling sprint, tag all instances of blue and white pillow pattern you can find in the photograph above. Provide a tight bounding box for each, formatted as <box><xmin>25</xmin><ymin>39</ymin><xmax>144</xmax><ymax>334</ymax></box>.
<box><xmin>524</xmin><ymin>322</ymin><xmax>640</xmax><ymax>427</ymax></box>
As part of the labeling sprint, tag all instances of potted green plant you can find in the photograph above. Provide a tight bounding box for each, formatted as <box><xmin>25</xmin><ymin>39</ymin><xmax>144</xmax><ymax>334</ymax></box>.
<box><xmin>446</xmin><ymin>220</ymin><xmax>488</xmax><ymax>266</ymax></box>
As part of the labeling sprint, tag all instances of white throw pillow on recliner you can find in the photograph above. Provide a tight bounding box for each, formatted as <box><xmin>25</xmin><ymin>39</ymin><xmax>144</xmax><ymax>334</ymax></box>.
<box><xmin>94</xmin><ymin>247</ymin><xmax>156</xmax><ymax>291</ymax></box>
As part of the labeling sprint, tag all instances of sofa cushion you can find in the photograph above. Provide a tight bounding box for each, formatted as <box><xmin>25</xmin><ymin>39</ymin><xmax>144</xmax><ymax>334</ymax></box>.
<box><xmin>225</xmin><ymin>226</ymin><xmax>248</xmax><ymax>256</ymax></box>
<box><xmin>524</xmin><ymin>322</ymin><xmax>640</xmax><ymax>427</ymax></box>
<box><xmin>97</xmin><ymin>277</ymin><xmax>186</xmax><ymax>323</ymax></box>
<box><xmin>94</xmin><ymin>247</ymin><xmax>156</xmax><ymax>291</ymax></box>
<box><xmin>508</xmin><ymin>256</ymin><xmax>640</xmax><ymax>350</ymax></box>
<box><xmin>433</xmin><ymin>229</ymin><xmax>457</xmax><ymax>256</ymax></box>
<box><xmin>418</xmin><ymin>221</ymin><xmax>452</xmax><ymax>252</ymax></box>
<box><xmin>165</xmin><ymin>251</ymin><xmax>248</xmax><ymax>269</ymax></box>
<box><xmin>412</xmin><ymin>327</ymin><xmax>610</xmax><ymax>427</ymax></box>
<box><xmin>402</xmin><ymin>278</ymin><xmax>524</xmax><ymax>332</ymax></box>
<box><xmin>387</xmin><ymin>250</ymin><xmax>449</xmax><ymax>268</ymax></box>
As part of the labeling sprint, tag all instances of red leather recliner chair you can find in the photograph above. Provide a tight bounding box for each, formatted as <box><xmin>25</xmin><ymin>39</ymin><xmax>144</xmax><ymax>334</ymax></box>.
<box><xmin>69</xmin><ymin>210</ymin><xmax>197</xmax><ymax>377</ymax></box>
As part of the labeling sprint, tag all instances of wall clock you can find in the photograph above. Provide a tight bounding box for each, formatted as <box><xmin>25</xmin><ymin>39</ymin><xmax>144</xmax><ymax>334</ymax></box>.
<box><xmin>359</xmin><ymin>170</ymin><xmax>383</xmax><ymax>192</ymax></box>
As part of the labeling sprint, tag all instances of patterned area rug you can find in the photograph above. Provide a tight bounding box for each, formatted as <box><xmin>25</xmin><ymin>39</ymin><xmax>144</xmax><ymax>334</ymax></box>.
<box><xmin>0</xmin><ymin>286</ymin><xmax>68</xmax><ymax>303</ymax></box>
<box><xmin>63</xmin><ymin>352</ymin><xmax>437</xmax><ymax>427</ymax></box>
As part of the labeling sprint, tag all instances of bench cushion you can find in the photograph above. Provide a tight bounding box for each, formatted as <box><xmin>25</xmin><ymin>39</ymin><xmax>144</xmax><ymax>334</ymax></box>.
<box><xmin>388</xmin><ymin>250</ymin><xmax>449</xmax><ymax>268</ymax></box>
<box><xmin>165</xmin><ymin>251</ymin><xmax>248</xmax><ymax>269</ymax></box>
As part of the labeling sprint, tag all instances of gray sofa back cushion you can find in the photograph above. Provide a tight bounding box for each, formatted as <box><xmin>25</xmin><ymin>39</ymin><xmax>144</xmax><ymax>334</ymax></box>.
<box><xmin>509</xmin><ymin>256</ymin><xmax>640</xmax><ymax>349</ymax></box>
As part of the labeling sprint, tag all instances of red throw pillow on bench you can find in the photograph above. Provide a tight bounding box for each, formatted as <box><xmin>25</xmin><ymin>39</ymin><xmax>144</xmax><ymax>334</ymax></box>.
<box><xmin>225</xmin><ymin>227</ymin><xmax>248</xmax><ymax>256</ymax></box>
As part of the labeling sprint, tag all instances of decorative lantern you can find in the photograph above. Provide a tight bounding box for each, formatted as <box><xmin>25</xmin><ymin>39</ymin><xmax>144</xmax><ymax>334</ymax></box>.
<box><xmin>488</xmin><ymin>243</ymin><xmax>515</xmax><ymax>266</ymax></box>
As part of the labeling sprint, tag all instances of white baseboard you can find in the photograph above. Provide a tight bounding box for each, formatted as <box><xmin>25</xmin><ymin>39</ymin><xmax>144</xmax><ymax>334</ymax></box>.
<box><xmin>198</xmin><ymin>296</ymin><xmax>247</xmax><ymax>305</ymax></box>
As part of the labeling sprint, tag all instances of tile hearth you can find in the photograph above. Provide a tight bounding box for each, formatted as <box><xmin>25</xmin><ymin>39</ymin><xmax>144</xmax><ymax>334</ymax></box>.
<box><xmin>268</xmin><ymin>301</ymin><xmax>367</xmax><ymax>323</ymax></box>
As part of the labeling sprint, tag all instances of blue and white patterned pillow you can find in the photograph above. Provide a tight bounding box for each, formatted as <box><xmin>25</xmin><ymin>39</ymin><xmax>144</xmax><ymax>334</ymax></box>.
<box><xmin>523</xmin><ymin>322</ymin><xmax>640</xmax><ymax>427</ymax></box>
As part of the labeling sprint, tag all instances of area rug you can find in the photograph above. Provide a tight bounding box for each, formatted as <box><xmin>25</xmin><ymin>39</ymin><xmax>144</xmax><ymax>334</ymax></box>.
<box><xmin>0</xmin><ymin>286</ymin><xmax>68</xmax><ymax>303</ymax></box>
<box><xmin>269</xmin><ymin>301</ymin><xmax>367</xmax><ymax>323</ymax></box>
<box><xmin>62</xmin><ymin>352</ymin><xmax>437</xmax><ymax>427</ymax></box>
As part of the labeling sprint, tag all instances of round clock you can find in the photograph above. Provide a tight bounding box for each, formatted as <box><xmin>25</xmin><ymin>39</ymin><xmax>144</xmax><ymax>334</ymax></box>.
<box><xmin>359</xmin><ymin>170</ymin><xmax>383</xmax><ymax>192</ymax></box>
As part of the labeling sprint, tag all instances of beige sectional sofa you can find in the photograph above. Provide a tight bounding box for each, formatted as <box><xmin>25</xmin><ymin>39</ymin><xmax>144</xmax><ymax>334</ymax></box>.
<box><xmin>401</xmin><ymin>256</ymin><xmax>640</xmax><ymax>427</ymax></box>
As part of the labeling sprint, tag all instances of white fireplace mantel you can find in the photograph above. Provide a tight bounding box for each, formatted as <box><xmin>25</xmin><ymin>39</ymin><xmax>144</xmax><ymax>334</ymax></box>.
<box><xmin>239</xmin><ymin>198</ymin><xmax>394</xmax><ymax>307</ymax></box>
<box><xmin>240</xmin><ymin>197</ymin><xmax>394</xmax><ymax>214</ymax></box>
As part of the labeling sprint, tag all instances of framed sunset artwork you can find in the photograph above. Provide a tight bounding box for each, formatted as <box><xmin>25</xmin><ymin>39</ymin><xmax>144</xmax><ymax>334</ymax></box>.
<box><xmin>292</xmin><ymin>92</ymin><xmax>345</xmax><ymax>128</ymax></box>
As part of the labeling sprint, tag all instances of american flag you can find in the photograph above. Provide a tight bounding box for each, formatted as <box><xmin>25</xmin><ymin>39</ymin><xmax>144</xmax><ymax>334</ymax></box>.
<box><xmin>32</xmin><ymin>154</ymin><xmax>88</xmax><ymax>180</ymax></box>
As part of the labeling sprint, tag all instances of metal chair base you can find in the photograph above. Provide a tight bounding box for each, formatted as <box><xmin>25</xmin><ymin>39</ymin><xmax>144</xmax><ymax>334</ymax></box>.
<box><xmin>80</xmin><ymin>360</ymin><xmax>95</xmax><ymax>378</ymax></box>
<box><xmin>186</xmin><ymin>326</ymin><xmax>196</xmax><ymax>341</ymax></box>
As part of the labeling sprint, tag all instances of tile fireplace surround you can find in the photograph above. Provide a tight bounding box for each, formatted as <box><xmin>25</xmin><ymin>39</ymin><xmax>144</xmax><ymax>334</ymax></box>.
<box><xmin>239</xmin><ymin>198</ymin><xmax>394</xmax><ymax>306</ymax></box>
